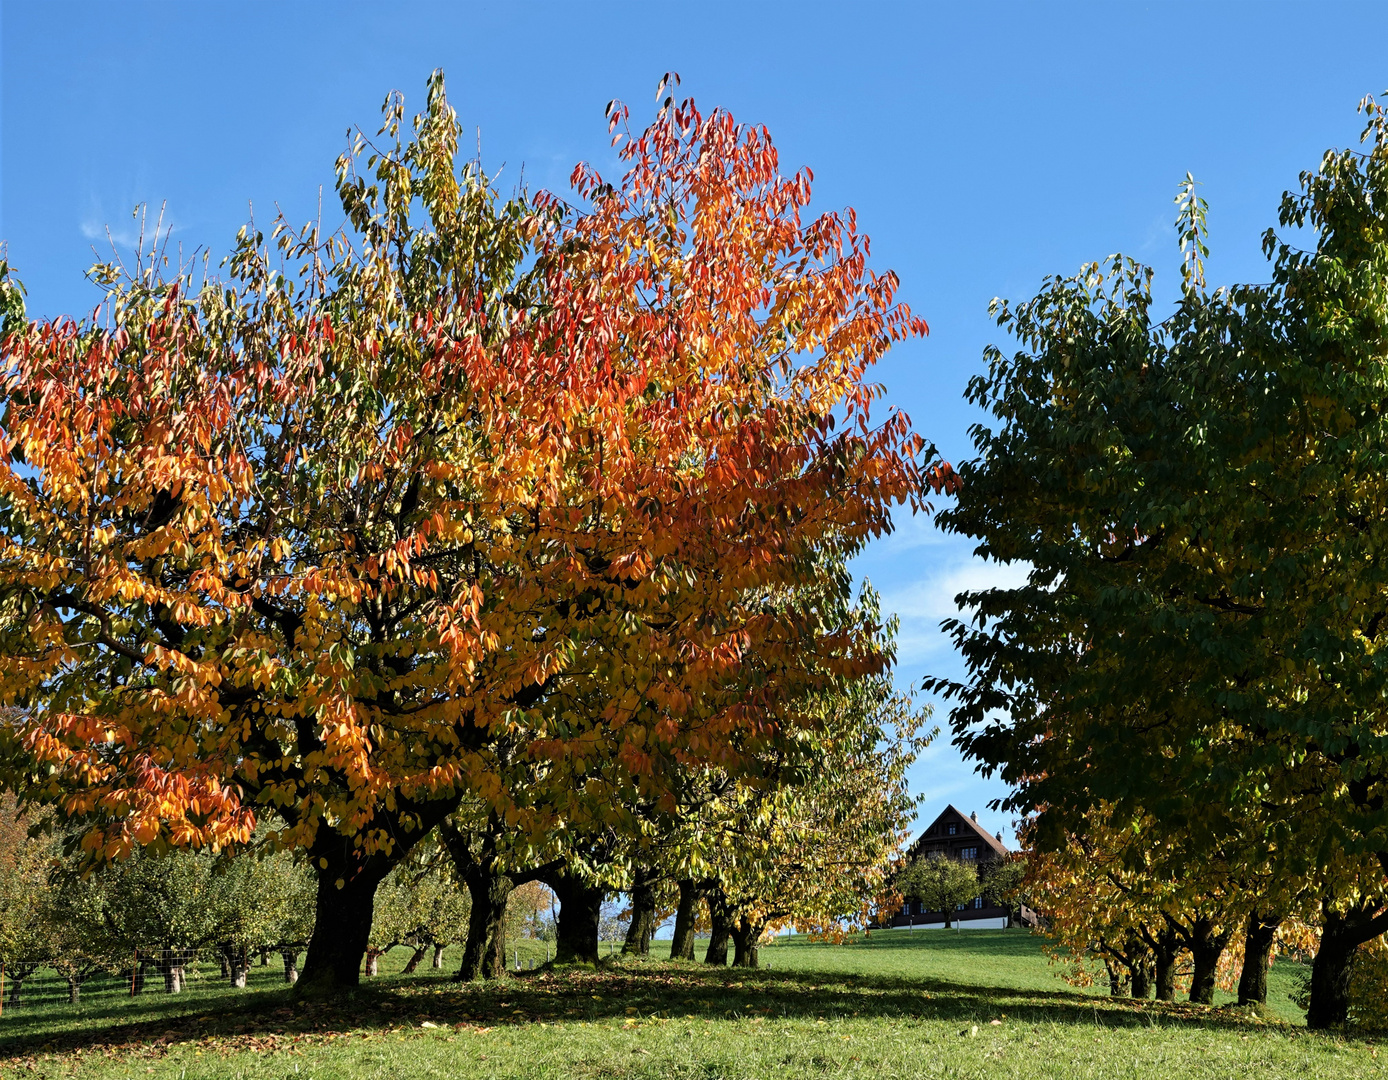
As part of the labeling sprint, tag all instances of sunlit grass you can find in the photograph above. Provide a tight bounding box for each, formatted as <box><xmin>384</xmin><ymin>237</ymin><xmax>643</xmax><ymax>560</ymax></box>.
<box><xmin>0</xmin><ymin>929</ymin><xmax>1373</xmax><ymax>1079</ymax></box>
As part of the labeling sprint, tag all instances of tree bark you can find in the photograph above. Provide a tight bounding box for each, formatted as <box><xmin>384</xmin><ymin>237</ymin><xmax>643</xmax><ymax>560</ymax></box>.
<box><xmin>229</xmin><ymin>946</ymin><xmax>249</xmax><ymax>989</ymax></box>
<box><xmin>622</xmin><ymin>867</ymin><xmax>657</xmax><ymax>956</ymax></box>
<box><xmin>432</xmin><ymin>944</ymin><xmax>445</xmax><ymax>969</ymax></box>
<box><xmin>364</xmin><ymin>948</ymin><xmax>383</xmax><ymax>977</ymax></box>
<box><xmin>1143</xmin><ymin>925</ymin><xmax>1180</xmax><ymax>1002</ymax></box>
<box><xmin>159</xmin><ymin>950</ymin><xmax>185</xmax><ymax>994</ymax></box>
<box><xmin>456</xmin><ymin>868</ymin><xmax>512</xmax><ymax>980</ymax></box>
<box><xmin>296</xmin><ymin>797</ymin><xmax>457</xmax><ymax>997</ymax></box>
<box><xmin>67</xmin><ymin>976</ymin><xmax>80</xmax><ymax>1005</ymax></box>
<box><xmin>281</xmin><ymin>950</ymin><xmax>300</xmax><ymax>984</ymax></box>
<box><xmin>1307</xmin><ymin>898</ymin><xmax>1388</xmax><ymax>1029</ymax></box>
<box><xmin>1187</xmin><ymin>917</ymin><xmax>1232</xmax><ymax>1006</ymax></box>
<box><xmin>731</xmin><ymin>914</ymin><xmax>763</xmax><ymax>968</ymax></box>
<box><xmin>1105</xmin><ymin>958</ymin><xmax>1130</xmax><ymax>997</ymax></box>
<box><xmin>295</xmin><ymin>839</ymin><xmax>394</xmax><ymax>995</ymax></box>
<box><xmin>705</xmin><ymin>887</ymin><xmax>731</xmax><ymax>966</ymax></box>
<box><xmin>670</xmin><ymin>879</ymin><xmax>700</xmax><ymax>961</ymax></box>
<box><xmin>550</xmin><ymin>871</ymin><xmax>603</xmax><ymax>965</ymax></box>
<box><xmin>401</xmin><ymin>946</ymin><xmax>430</xmax><ymax>974</ymax></box>
<box><xmin>1237</xmin><ymin>910</ymin><xmax>1281</xmax><ymax>1006</ymax></box>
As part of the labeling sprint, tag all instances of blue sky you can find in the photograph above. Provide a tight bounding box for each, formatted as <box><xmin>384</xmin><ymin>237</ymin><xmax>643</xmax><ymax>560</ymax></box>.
<box><xmin>2</xmin><ymin>1</ymin><xmax>1385</xmax><ymax>846</ymax></box>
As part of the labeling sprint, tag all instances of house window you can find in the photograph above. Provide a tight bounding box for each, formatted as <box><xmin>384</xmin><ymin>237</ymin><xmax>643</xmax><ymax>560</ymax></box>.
<box><xmin>948</xmin><ymin>824</ymin><xmax>957</xmax><ymax>835</ymax></box>
<box><xmin>974</xmin><ymin>897</ymin><xmax>984</xmax><ymax>909</ymax></box>
<box><xmin>956</xmin><ymin>902</ymin><xmax>966</xmax><ymax>910</ymax></box>
<box><xmin>961</xmin><ymin>846</ymin><xmax>978</xmax><ymax>859</ymax></box>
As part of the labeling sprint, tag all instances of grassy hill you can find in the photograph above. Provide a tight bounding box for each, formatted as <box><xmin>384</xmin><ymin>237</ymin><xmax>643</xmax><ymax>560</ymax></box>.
<box><xmin>0</xmin><ymin>929</ymin><xmax>1377</xmax><ymax>1079</ymax></box>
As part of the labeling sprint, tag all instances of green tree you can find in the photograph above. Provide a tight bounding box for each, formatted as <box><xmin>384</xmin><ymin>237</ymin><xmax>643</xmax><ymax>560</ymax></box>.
<box><xmin>899</xmin><ymin>853</ymin><xmax>978</xmax><ymax>930</ymax></box>
<box><xmin>930</xmin><ymin>96</ymin><xmax>1388</xmax><ymax>1028</ymax></box>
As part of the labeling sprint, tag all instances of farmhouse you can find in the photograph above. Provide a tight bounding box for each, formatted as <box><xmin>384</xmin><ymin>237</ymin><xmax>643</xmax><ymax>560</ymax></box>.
<box><xmin>884</xmin><ymin>804</ymin><xmax>1030</xmax><ymax>930</ymax></box>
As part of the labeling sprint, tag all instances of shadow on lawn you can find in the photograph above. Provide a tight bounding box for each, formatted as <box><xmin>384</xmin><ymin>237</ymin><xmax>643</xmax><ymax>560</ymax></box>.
<box><xmin>0</xmin><ymin>956</ymin><xmax>1297</xmax><ymax>1059</ymax></box>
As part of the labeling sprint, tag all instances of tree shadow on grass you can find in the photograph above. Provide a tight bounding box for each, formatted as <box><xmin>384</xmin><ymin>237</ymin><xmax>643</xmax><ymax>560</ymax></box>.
<box><xmin>0</xmin><ymin>956</ymin><xmax>1309</xmax><ymax>1060</ymax></box>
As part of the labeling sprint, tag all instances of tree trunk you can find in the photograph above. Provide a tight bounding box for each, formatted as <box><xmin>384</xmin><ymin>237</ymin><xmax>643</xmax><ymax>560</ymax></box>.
<box><xmin>1105</xmin><ymin>958</ymin><xmax>1130</xmax><ymax>997</ymax></box>
<box><xmin>281</xmin><ymin>950</ymin><xmax>300</xmax><ymax>984</ymax></box>
<box><xmin>132</xmin><ymin>959</ymin><xmax>147</xmax><ymax>996</ymax></box>
<box><xmin>1237</xmin><ymin>910</ymin><xmax>1281</xmax><ymax>1006</ymax></box>
<box><xmin>159</xmin><ymin>950</ymin><xmax>184</xmax><ymax>994</ymax></box>
<box><xmin>364</xmin><ymin>948</ymin><xmax>382</xmax><ymax>977</ymax></box>
<box><xmin>622</xmin><ymin>868</ymin><xmax>657</xmax><ymax>956</ymax></box>
<box><xmin>4</xmin><ymin>977</ymin><xmax>21</xmax><ymax>1008</ymax></box>
<box><xmin>295</xmin><ymin>845</ymin><xmax>391</xmax><ymax>996</ymax></box>
<box><xmin>222</xmin><ymin>943</ymin><xmax>250</xmax><ymax>989</ymax></box>
<box><xmin>457</xmin><ymin>869</ymin><xmax>512</xmax><ymax>980</ymax></box>
<box><xmin>705</xmin><ymin>888</ymin><xmax>732</xmax><ymax>966</ymax></box>
<box><xmin>1130</xmin><ymin>958</ymin><xmax>1154</xmax><ymax>1000</ymax></box>
<box><xmin>1151</xmin><ymin>928</ymin><xmax>1180</xmax><ymax>1002</ymax></box>
<box><xmin>551</xmin><ymin>872</ymin><xmax>603</xmax><ymax>965</ymax></box>
<box><xmin>67</xmin><ymin>976</ymin><xmax>80</xmax><ymax>1005</ymax></box>
<box><xmin>260</xmin><ymin>949</ymin><xmax>270</xmax><ymax>967</ymax></box>
<box><xmin>1307</xmin><ymin>899</ymin><xmax>1388</xmax><ymax>1029</ymax></box>
<box><xmin>432</xmin><ymin>944</ymin><xmax>445</xmax><ymax>969</ymax></box>
<box><xmin>401</xmin><ymin>946</ymin><xmax>430</xmax><ymax>974</ymax></box>
<box><xmin>670</xmin><ymin>880</ymin><xmax>700</xmax><ymax>960</ymax></box>
<box><xmin>731</xmin><ymin>915</ymin><xmax>763</xmax><ymax>968</ymax></box>
<box><xmin>1188</xmin><ymin>917</ymin><xmax>1232</xmax><ymax>1006</ymax></box>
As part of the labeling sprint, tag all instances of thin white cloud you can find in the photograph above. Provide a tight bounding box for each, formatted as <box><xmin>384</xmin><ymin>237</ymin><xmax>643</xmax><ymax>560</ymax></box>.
<box><xmin>879</xmin><ymin>556</ymin><xmax>1031</xmax><ymax>665</ymax></box>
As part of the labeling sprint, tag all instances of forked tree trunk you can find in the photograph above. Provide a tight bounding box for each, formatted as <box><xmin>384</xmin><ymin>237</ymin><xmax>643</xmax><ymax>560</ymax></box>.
<box><xmin>1187</xmin><ymin>917</ymin><xmax>1232</xmax><ymax>1006</ymax></box>
<box><xmin>1306</xmin><ymin>899</ymin><xmax>1388</xmax><ymax>1029</ymax></box>
<box><xmin>731</xmin><ymin>915</ymin><xmax>764</xmax><ymax>968</ymax></box>
<box><xmin>1106</xmin><ymin>959</ymin><xmax>1130</xmax><ymax>997</ymax></box>
<box><xmin>669</xmin><ymin>880</ymin><xmax>700</xmax><ymax>961</ymax></box>
<box><xmin>622</xmin><ymin>868</ymin><xmax>657</xmax><ymax>956</ymax></box>
<box><xmin>1237</xmin><ymin>911</ymin><xmax>1281</xmax><ymax>1006</ymax></box>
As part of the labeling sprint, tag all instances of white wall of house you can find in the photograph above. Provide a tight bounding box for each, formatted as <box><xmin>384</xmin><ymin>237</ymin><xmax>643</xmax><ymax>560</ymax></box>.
<box><xmin>898</xmin><ymin>917</ymin><xmax>1008</xmax><ymax>931</ymax></box>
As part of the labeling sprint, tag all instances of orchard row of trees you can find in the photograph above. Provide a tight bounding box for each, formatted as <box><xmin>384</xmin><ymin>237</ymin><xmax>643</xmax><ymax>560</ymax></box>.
<box><xmin>0</xmin><ymin>72</ymin><xmax>937</xmax><ymax>996</ymax></box>
<box><xmin>930</xmin><ymin>96</ymin><xmax>1388</xmax><ymax>1029</ymax></box>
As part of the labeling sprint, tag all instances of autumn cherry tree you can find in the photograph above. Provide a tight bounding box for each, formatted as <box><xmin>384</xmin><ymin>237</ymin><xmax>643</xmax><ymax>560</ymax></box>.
<box><xmin>0</xmin><ymin>73</ymin><xmax>935</xmax><ymax>992</ymax></box>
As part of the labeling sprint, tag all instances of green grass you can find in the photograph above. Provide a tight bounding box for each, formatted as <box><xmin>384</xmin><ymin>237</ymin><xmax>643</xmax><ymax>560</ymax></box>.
<box><xmin>0</xmin><ymin>929</ymin><xmax>1381</xmax><ymax>1079</ymax></box>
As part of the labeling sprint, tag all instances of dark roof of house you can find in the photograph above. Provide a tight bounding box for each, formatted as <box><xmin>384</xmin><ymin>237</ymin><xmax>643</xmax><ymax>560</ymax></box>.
<box><xmin>907</xmin><ymin>803</ymin><xmax>1008</xmax><ymax>859</ymax></box>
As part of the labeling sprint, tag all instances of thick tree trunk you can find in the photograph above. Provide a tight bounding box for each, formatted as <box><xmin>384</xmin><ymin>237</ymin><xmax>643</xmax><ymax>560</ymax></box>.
<box><xmin>457</xmin><ymin>870</ymin><xmax>512</xmax><ymax>980</ymax></box>
<box><xmin>281</xmin><ymin>950</ymin><xmax>300</xmax><ymax>984</ymax></box>
<box><xmin>432</xmin><ymin>944</ymin><xmax>445</xmax><ymax>969</ymax></box>
<box><xmin>622</xmin><ymin>868</ymin><xmax>657</xmax><ymax>956</ymax></box>
<box><xmin>364</xmin><ymin>948</ymin><xmax>383</xmax><ymax>977</ymax></box>
<box><xmin>67</xmin><ymin>976</ymin><xmax>80</xmax><ymax>1005</ymax></box>
<box><xmin>705</xmin><ymin>888</ymin><xmax>732</xmax><ymax>966</ymax></box>
<box><xmin>1188</xmin><ymin>918</ymin><xmax>1232</xmax><ymax>1006</ymax></box>
<box><xmin>1151</xmin><ymin>928</ymin><xmax>1180</xmax><ymax>1002</ymax></box>
<box><xmin>1307</xmin><ymin>899</ymin><xmax>1388</xmax><ymax>1029</ymax></box>
<box><xmin>670</xmin><ymin>880</ymin><xmax>700</xmax><ymax>960</ymax></box>
<box><xmin>296</xmin><ymin>847</ymin><xmax>391</xmax><ymax>996</ymax></box>
<box><xmin>1130</xmin><ymin>957</ymin><xmax>1154</xmax><ymax>999</ymax></box>
<box><xmin>1237</xmin><ymin>910</ymin><xmax>1281</xmax><ymax>1007</ymax></box>
<box><xmin>552</xmin><ymin>873</ymin><xmax>603</xmax><ymax>965</ymax></box>
<box><xmin>132</xmin><ymin>959</ymin><xmax>147</xmax><ymax>996</ymax></box>
<box><xmin>731</xmin><ymin>915</ymin><xmax>763</xmax><ymax>968</ymax></box>
<box><xmin>4</xmin><ymin>977</ymin><xmax>21</xmax><ymax>1008</ymax></box>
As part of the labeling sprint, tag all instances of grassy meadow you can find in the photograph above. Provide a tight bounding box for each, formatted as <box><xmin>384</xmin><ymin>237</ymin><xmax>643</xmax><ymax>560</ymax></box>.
<box><xmin>0</xmin><ymin>929</ymin><xmax>1381</xmax><ymax>1079</ymax></box>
